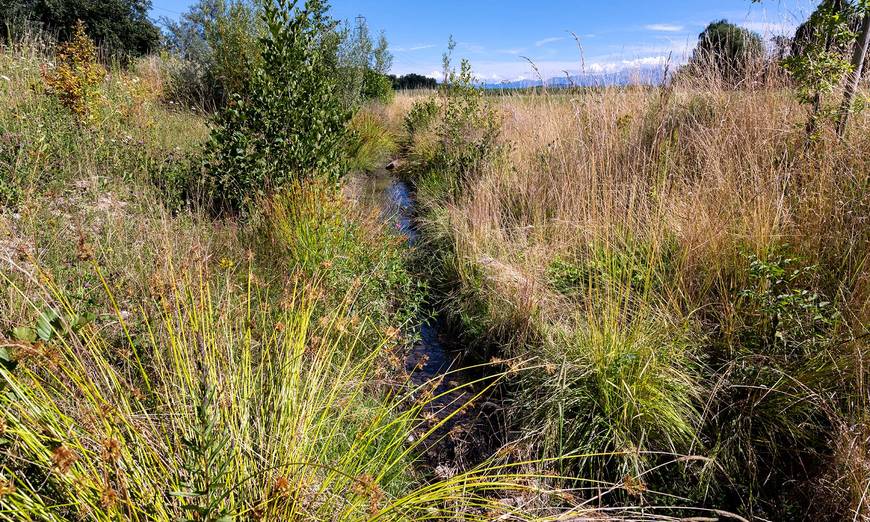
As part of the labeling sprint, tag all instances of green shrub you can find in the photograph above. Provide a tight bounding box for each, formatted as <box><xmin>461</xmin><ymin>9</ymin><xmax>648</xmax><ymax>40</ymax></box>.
<box><xmin>431</xmin><ymin>54</ymin><xmax>501</xmax><ymax>197</ymax></box>
<box><xmin>702</xmin><ymin>251</ymin><xmax>844</xmax><ymax>517</ymax></box>
<box><xmin>362</xmin><ymin>69</ymin><xmax>394</xmax><ymax>103</ymax></box>
<box><xmin>202</xmin><ymin>0</ymin><xmax>349</xmax><ymax>213</ymax></box>
<box><xmin>162</xmin><ymin>0</ymin><xmax>263</xmax><ymax>109</ymax></box>
<box><xmin>403</xmin><ymin>97</ymin><xmax>439</xmax><ymax>137</ymax></box>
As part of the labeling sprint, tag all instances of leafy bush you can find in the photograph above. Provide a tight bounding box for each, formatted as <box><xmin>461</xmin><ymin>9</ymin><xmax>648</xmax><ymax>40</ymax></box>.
<box><xmin>404</xmin><ymin>40</ymin><xmax>500</xmax><ymax>197</ymax></box>
<box><xmin>403</xmin><ymin>97</ymin><xmax>439</xmax><ymax>137</ymax></box>
<box><xmin>702</xmin><ymin>251</ymin><xmax>844</xmax><ymax>517</ymax></box>
<box><xmin>362</xmin><ymin>69</ymin><xmax>394</xmax><ymax>103</ymax></box>
<box><xmin>41</xmin><ymin>21</ymin><xmax>106</xmax><ymax>121</ymax></box>
<box><xmin>162</xmin><ymin>0</ymin><xmax>263</xmax><ymax>109</ymax></box>
<box><xmin>202</xmin><ymin>0</ymin><xmax>349</xmax><ymax>213</ymax></box>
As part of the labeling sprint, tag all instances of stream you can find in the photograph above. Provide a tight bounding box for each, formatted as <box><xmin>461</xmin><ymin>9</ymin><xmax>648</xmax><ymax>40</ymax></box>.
<box><xmin>355</xmin><ymin>170</ymin><xmax>499</xmax><ymax>471</ymax></box>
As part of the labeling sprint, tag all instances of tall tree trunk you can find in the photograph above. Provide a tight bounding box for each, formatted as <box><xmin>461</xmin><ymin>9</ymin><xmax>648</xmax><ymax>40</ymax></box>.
<box><xmin>836</xmin><ymin>11</ymin><xmax>870</xmax><ymax>137</ymax></box>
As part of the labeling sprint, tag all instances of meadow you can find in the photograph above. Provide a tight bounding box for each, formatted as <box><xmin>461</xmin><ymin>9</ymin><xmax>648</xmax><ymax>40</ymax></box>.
<box><xmin>0</xmin><ymin>2</ymin><xmax>868</xmax><ymax>521</ymax></box>
<box><xmin>394</xmin><ymin>64</ymin><xmax>869</xmax><ymax>519</ymax></box>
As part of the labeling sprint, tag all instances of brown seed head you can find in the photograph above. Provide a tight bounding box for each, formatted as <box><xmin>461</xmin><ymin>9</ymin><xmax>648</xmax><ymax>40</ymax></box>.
<box><xmin>101</xmin><ymin>438</ymin><xmax>121</xmax><ymax>462</ymax></box>
<box><xmin>51</xmin><ymin>445</ymin><xmax>77</xmax><ymax>474</ymax></box>
<box><xmin>100</xmin><ymin>486</ymin><xmax>119</xmax><ymax>510</ymax></box>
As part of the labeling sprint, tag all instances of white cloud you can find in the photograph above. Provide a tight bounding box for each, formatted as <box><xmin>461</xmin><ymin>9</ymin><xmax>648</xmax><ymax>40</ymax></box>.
<box><xmin>497</xmin><ymin>48</ymin><xmax>525</xmax><ymax>55</ymax></box>
<box><xmin>535</xmin><ymin>36</ymin><xmax>565</xmax><ymax>47</ymax></box>
<box><xmin>393</xmin><ymin>44</ymin><xmax>436</xmax><ymax>52</ymax></box>
<box><xmin>644</xmin><ymin>23</ymin><xmax>684</xmax><ymax>32</ymax></box>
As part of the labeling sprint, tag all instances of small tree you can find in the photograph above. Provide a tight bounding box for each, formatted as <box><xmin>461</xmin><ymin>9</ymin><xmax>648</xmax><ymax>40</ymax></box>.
<box><xmin>372</xmin><ymin>30</ymin><xmax>393</xmax><ymax>75</ymax></box>
<box><xmin>163</xmin><ymin>0</ymin><xmax>263</xmax><ymax>109</ymax></box>
<box><xmin>689</xmin><ymin>20</ymin><xmax>764</xmax><ymax>84</ymax></box>
<box><xmin>783</xmin><ymin>0</ymin><xmax>859</xmax><ymax>135</ymax></box>
<box><xmin>42</xmin><ymin>21</ymin><xmax>106</xmax><ymax>121</ymax></box>
<box><xmin>203</xmin><ymin>0</ymin><xmax>349</xmax><ymax>213</ymax></box>
<box><xmin>334</xmin><ymin>16</ymin><xmax>393</xmax><ymax>107</ymax></box>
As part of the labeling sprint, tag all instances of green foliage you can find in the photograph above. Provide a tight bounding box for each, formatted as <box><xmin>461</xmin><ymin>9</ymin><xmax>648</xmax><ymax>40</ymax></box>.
<box><xmin>346</xmin><ymin>109</ymin><xmax>397</xmax><ymax>172</ymax></box>
<box><xmin>689</xmin><ymin>19</ymin><xmax>764</xmax><ymax>83</ymax></box>
<box><xmin>701</xmin><ymin>251</ymin><xmax>844</xmax><ymax>518</ymax></box>
<box><xmin>162</xmin><ymin>0</ymin><xmax>264</xmax><ymax>109</ymax></box>
<box><xmin>1</xmin><ymin>0</ymin><xmax>160</xmax><ymax>59</ymax></box>
<box><xmin>202</xmin><ymin>0</ymin><xmax>349</xmax><ymax>213</ymax></box>
<box><xmin>362</xmin><ymin>68</ymin><xmax>394</xmax><ymax>103</ymax></box>
<box><xmin>737</xmin><ymin>253</ymin><xmax>840</xmax><ymax>354</ymax></box>
<box><xmin>783</xmin><ymin>0</ymin><xmax>860</xmax><ymax>133</ymax></box>
<box><xmin>408</xmin><ymin>37</ymin><xmax>500</xmax><ymax>197</ymax></box>
<box><xmin>390</xmin><ymin>73</ymin><xmax>438</xmax><ymax>90</ymax></box>
<box><xmin>334</xmin><ymin>16</ymin><xmax>394</xmax><ymax>108</ymax></box>
<box><xmin>403</xmin><ymin>97</ymin><xmax>439</xmax><ymax>137</ymax></box>
<box><xmin>547</xmin><ymin>237</ymin><xmax>677</xmax><ymax>298</ymax></box>
<box><xmin>173</xmin><ymin>376</ymin><xmax>234</xmax><ymax>521</ymax></box>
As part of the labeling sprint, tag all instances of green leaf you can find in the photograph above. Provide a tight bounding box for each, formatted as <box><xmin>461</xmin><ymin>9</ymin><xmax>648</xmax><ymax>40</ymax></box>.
<box><xmin>36</xmin><ymin>308</ymin><xmax>64</xmax><ymax>341</ymax></box>
<box><xmin>12</xmin><ymin>326</ymin><xmax>36</xmax><ymax>342</ymax></box>
<box><xmin>0</xmin><ymin>346</ymin><xmax>16</xmax><ymax>371</ymax></box>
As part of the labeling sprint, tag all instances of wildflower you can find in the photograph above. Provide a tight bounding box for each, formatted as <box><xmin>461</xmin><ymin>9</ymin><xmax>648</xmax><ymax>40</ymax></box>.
<box><xmin>218</xmin><ymin>257</ymin><xmax>234</xmax><ymax>270</ymax></box>
<box><xmin>352</xmin><ymin>473</ymin><xmax>384</xmax><ymax>514</ymax></box>
<box><xmin>130</xmin><ymin>386</ymin><xmax>145</xmax><ymax>401</ymax></box>
<box><xmin>51</xmin><ymin>444</ymin><xmax>78</xmax><ymax>473</ymax></box>
<box><xmin>385</xmin><ymin>351</ymin><xmax>402</xmax><ymax>370</ymax></box>
<box><xmin>335</xmin><ymin>320</ymin><xmax>347</xmax><ymax>334</ymax></box>
<box><xmin>76</xmin><ymin>231</ymin><xmax>92</xmax><ymax>261</ymax></box>
<box><xmin>414</xmin><ymin>353</ymin><xmax>430</xmax><ymax>371</ymax></box>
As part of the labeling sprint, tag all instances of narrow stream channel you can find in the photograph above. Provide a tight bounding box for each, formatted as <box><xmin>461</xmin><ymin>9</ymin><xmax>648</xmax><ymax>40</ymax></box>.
<box><xmin>355</xmin><ymin>170</ymin><xmax>499</xmax><ymax>471</ymax></box>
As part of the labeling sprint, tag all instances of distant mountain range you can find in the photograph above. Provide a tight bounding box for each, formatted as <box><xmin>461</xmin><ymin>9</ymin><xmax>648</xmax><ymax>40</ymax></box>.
<box><xmin>481</xmin><ymin>65</ymin><xmax>668</xmax><ymax>89</ymax></box>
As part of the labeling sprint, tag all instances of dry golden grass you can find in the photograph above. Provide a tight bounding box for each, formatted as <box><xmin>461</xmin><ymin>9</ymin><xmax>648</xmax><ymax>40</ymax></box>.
<box><xmin>407</xmin><ymin>74</ymin><xmax>869</xmax><ymax>517</ymax></box>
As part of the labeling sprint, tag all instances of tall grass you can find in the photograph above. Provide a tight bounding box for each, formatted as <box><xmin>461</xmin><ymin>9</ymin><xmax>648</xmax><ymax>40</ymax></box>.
<box><xmin>403</xmin><ymin>61</ymin><xmax>869</xmax><ymax>518</ymax></box>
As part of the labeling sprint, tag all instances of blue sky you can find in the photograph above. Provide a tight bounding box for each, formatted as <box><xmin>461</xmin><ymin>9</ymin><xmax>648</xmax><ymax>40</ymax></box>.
<box><xmin>150</xmin><ymin>0</ymin><xmax>817</xmax><ymax>81</ymax></box>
